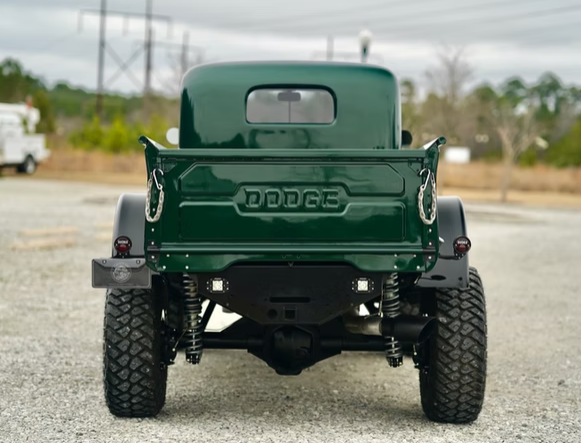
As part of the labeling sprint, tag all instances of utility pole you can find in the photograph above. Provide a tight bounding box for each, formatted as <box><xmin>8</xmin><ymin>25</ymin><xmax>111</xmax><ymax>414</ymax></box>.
<box><xmin>152</xmin><ymin>35</ymin><xmax>205</xmax><ymax>89</ymax></box>
<box><xmin>96</xmin><ymin>0</ymin><xmax>107</xmax><ymax>118</ymax></box>
<box><xmin>181</xmin><ymin>31</ymin><xmax>190</xmax><ymax>79</ymax></box>
<box><xmin>359</xmin><ymin>29</ymin><xmax>372</xmax><ymax>63</ymax></box>
<box><xmin>143</xmin><ymin>0</ymin><xmax>153</xmax><ymax>119</ymax></box>
<box><xmin>78</xmin><ymin>1</ymin><xmax>172</xmax><ymax>120</ymax></box>
<box><xmin>326</xmin><ymin>35</ymin><xmax>334</xmax><ymax>61</ymax></box>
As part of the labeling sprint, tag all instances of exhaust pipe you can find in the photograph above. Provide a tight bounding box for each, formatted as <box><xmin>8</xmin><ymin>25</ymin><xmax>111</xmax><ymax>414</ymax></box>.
<box><xmin>343</xmin><ymin>314</ymin><xmax>437</xmax><ymax>344</ymax></box>
<box><xmin>383</xmin><ymin>315</ymin><xmax>438</xmax><ymax>344</ymax></box>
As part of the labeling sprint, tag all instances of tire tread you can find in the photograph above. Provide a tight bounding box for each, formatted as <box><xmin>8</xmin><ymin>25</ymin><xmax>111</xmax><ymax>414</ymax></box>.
<box><xmin>420</xmin><ymin>267</ymin><xmax>487</xmax><ymax>423</ymax></box>
<box><xmin>103</xmin><ymin>287</ymin><xmax>167</xmax><ymax>417</ymax></box>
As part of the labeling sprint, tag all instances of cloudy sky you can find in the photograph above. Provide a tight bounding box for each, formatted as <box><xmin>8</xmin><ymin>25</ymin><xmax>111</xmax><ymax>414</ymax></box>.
<box><xmin>1</xmin><ymin>0</ymin><xmax>580</xmax><ymax>95</ymax></box>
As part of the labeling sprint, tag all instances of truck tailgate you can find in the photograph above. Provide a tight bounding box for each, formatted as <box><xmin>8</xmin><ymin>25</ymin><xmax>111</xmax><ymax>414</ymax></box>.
<box><xmin>142</xmin><ymin>138</ymin><xmax>441</xmax><ymax>273</ymax></box>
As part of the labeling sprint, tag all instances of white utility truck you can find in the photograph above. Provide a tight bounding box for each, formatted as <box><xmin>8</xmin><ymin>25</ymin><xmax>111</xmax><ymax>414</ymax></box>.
<box><xmin>0</xmin><ymin>102</ymin><xmax>50</xmax><ymax>174</ymax></box>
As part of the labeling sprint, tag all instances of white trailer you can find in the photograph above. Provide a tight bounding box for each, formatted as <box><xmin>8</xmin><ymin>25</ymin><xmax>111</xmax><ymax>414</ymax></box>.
<box><xmin>0</xmin><ymin>102</ymin><xmax>50</xmax><ymax>174</ymax></box>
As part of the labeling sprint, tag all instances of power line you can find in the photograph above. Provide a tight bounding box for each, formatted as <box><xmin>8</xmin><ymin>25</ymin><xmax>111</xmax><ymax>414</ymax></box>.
<box><xmin>207</xmin><ymin>0</ymin><xmax>419</xmax><ymax>28</ymax></box>
<box><xmin>225</xmin><ymin>2</ymin><xmax>581</xmax><ymax>39</ymax></box>
<box><xmin>80</xmin><ymin>8</ymin><xmax>176</xmax><ymax>25</ymax></box>
<box><xmin>467</xmin><ymin>22</ymin><xmax>580</xmax><ymax>49</ymax></box>
<box><xmin>389</xmin><ymin>3</ymin><xmax>581</xmax><ymax>40</ymax></box>
<box><xmin>78</xmin><ymin>0</ymin><xmax>172</xmax><ymax>118</ymax></box>
<box><xmin>156</xmin><ymin>36</ymin><xmax>205</xmax><ymax>79</ymax></box>
<box><xmin>231</xmin><ymin>0</ymin><xmax>553</xmax><ymax>32</ymax></box>
<box><xmin>470</xmin><ymin>24</ymin><xmax>581</xmax><ymax>54</ymax></box>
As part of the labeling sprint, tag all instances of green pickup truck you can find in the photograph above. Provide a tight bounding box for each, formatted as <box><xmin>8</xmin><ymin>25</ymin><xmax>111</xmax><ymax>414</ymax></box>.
<box><xmin>93</xmin><ymin>61</ymin><xmax>487</xmax><ymax>423</ymax></box>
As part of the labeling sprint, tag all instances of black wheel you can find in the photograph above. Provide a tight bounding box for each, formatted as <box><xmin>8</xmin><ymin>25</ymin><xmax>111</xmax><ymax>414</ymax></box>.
<box><xmin>417</xmin><ymin>267</ymin><xmax>487</xmax><ymax>423</ymax></box>
<box><xmin>103</xmin><ymin>285</ymin><xmax>168</xmax><ymax>417</ymax></box>
<box><xmin>17</xmin><ymin>155</ymin><xmax>36</xmax><ymax>174</ymax></box>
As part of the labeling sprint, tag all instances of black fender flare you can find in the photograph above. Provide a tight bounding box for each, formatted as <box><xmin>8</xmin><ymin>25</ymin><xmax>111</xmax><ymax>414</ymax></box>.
<box><xmin>111</xmin><ymin>193</ymin><xmax>146</xmax><ymax>257</ymax></box>
<box><xmin>417</xmin><ymin>196</ymin><xmax>470</xmax><ymax>289</ymax></box>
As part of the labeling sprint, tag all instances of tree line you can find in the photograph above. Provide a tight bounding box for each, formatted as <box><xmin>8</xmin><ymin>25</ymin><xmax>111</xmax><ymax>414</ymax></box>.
<box><xmin>399</xmin><ymin>49</ymin><xmax>580</xmax><ymax>200</ymax></box>
<box><xmin>1</xmin><ymin>55</ymin><xmax>579</xmax><ymax>171</ymax></box>
<box><xmin>0</xmin><ymin>57</ymin><xmax>178</xmax><ymax>153</ymax></box>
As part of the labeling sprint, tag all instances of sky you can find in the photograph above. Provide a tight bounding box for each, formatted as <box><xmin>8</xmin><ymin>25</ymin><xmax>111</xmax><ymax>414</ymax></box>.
<box><xmin>0</xmin><ymin>0</ymin><xmax>580</xmax><ymax>96</ymax></box>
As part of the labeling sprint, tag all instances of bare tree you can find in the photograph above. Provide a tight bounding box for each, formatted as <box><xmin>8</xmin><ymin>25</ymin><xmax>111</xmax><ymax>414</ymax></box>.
<box><xmin>423</xmin><ymin>46</ymin><xmax>474</xmax><ymax>144</ymax></box>
<box><xmin>494</xmin><ymin>104</ymin><xmax>540</xmax><ymax>202</ymax></box>
<box><xmin>426</xmin><ymin>46</ymin><xmax>473</xmax><ymax>105</ymax></box>
<box><xmin>159</xmin><ymin>50</ymin><xmax>206</xmax><ymax>98</ymax></box>
<box><xmin>422</xmin><ymin>47</ymin><xmax>475</xmax><ymax>194</ymax></box>
<box><xmin>400</xmin><ymin>78</ymin><xmax>422</xmax><ymax>146</ymax></box>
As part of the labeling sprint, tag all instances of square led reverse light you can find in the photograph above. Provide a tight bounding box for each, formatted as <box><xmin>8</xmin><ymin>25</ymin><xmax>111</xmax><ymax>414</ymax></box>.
<box><xmin>212</xmin><ymin>279</ymin><xmax>224</xmax><ymax>292</ymax></box>
<box><xmin>357</xmin><ymin>279</ymin><xmax>369</xmax><ymax>292</ymax></box>
<box><xmin>207</xmin><ymin>278</ymin><xmax>229</xmax><ymax>293</ymax></box>
<box><xmin>353</xmin><ymin>277</ymin><xmax>373</xmax><ymax>293</ymax></box>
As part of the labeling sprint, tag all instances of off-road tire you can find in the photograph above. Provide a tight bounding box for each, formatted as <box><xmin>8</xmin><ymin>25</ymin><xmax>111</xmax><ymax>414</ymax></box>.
<box><xmin>103</xmin><ymin>287</ymin><xmax>167</xmax><ymax>417</ymax></box>
<box><xmin>418</xmin><ymin>267</ymin><xmax>487</xmax><ymax>423</ymax></box>
<box><xmin>17</xmin><ymin>155</ymin><xmax>36</xmax><ymax>174</ymax></box>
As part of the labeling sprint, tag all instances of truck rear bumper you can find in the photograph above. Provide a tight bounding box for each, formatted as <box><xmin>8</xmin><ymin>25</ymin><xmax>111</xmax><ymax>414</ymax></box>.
<box><xmin>197</xmin><ymin>263</ymin><xmax>386</xmax><ymax>325</ymax></box>
<box><xmin>92</xmin><ymin>258</ymin><xmax>151</xmax><ymax>288</ymax></box>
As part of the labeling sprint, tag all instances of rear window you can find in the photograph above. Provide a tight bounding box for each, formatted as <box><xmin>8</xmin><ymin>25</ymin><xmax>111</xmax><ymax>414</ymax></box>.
<box><xmin>246</xmin><ymin>88</ymin><xmax>335</xmax><ymax>124</ymax></box>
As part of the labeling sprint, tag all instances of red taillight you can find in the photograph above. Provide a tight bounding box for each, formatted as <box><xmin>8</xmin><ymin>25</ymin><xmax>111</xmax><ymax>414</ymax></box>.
<box><xmin>453</xmin><ymin>236</ymin><xmax>471</xmax><ymax>255</ymax></box>
<box><xmin>114</xmin><ymin>236</ymin><xmax>132</xmax><ymax>254</ymax></box>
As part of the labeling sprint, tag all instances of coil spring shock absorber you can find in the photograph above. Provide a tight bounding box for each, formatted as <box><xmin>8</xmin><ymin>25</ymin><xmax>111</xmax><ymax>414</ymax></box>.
<box><xmin>381</xmin><ymin>273</ymin><xmax>403</xmax><ymax>367</ymax></box>
<box><xmin>183</xmin><ymin>274</ymin><xmax>203</xmax><ymax>364</ymax></box>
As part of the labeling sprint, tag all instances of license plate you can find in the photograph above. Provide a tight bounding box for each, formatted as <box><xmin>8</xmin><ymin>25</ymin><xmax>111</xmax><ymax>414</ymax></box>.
<box><xmin>92</xmin><ymin>258</ymin><xmax>152</xmax><ymax>289</ymax></box>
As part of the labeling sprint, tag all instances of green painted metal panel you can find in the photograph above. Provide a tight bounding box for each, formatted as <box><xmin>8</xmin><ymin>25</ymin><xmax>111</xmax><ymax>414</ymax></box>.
<box><xmin>141</xmin><ymin>137</ymin><xmax>442</xmax><ymax>273</ymax></box>
<box><xmin>178</xmin><ymin>61</ymin><xmax>401</xmax><ymax>151</ymax></box>
<box><xmin>179</xmin><ymin>202</ymin><xmax>405</xmax><ymax>242</ymax></box>
<box><xmin>178</xmin><ymin>163</ymin><xmax>405</xmax><ymax>196</ymax></box>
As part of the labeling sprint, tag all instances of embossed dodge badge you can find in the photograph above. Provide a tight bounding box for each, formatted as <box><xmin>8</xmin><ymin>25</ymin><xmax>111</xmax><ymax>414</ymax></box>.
<box><xmin>242</xmin><ymin>187</ymin><xmax>341</xmax><ymax>211</ymax></box>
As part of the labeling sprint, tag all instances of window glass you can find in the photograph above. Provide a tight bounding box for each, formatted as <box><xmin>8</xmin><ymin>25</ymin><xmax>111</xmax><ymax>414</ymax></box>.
<box><xmin>246</xmin><ymin>88</ymin><xmax>335</xmax><ymax>124</ymax></box>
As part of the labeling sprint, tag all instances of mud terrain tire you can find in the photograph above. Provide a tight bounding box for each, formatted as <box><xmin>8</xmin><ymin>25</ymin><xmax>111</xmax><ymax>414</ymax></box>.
<box><xmin>103</xmin><ymin>287</ymin><xmax>167</xmax><ymax>417</ymax></box>
<box><xmin>419</xmin><ymin>267</ymin><xmax>487</xmax><ymax>423</ymax></box>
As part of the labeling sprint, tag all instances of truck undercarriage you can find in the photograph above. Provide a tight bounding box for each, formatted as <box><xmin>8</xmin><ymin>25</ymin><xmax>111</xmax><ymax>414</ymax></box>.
<box><xmin>162</xmin><ymin>265</ymin><xmax>437</xmax><ymax>375</ymax></box>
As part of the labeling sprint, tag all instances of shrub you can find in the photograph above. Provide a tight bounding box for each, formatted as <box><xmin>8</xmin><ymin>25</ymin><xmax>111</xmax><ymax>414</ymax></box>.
<box><xmin>546</xmin><ymin>118</ymin><xmax>581</xmax><ymax>167</ymax></box>
<box><xmin>68</xmin><ymin>114</ymin><xmax>173</xmax><ymax>152</ymax></box>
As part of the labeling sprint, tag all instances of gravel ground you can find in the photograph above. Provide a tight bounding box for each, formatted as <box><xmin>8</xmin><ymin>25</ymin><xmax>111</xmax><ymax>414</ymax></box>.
<box><xmin>1</xmin><ymin>178</ymin><xmax>580</xmax><ymax>443</ymax></box>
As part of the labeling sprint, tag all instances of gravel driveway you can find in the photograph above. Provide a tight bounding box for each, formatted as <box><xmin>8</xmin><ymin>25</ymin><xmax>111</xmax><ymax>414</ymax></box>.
<box><xmin>1</xmin><ymin>178</ymin><xmax>580</xmax><ymax>443</ymax></box>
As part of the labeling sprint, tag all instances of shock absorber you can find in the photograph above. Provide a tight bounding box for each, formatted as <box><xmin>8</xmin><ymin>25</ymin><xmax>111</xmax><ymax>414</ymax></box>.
<box><xmin>381</xmin><ymin>273</ymin><xmax>403</xmax><ymax>368</ymax></box>
<box><xmin>183</xmin><ymin>274</ymin><xmax>203</xmax><ymax>364</ymax></box>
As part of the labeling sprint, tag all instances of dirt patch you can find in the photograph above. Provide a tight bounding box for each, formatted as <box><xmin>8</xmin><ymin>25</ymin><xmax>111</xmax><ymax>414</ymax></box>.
<box><xmin>19</xmin><ymin>227</ymin><xmax>79</xmax><ymax>237</ymax></box>
<box><xmin>9</xmin><ymin>237</ymin><xmax>77</xmax><ymax>251</ymax></box>
<box><xmin>83</xmin><ymin>196</ymin><xmax>124</xmax><ymax>205</ymax></box>
<box><xmin>443</xmin><ymin>187</ymin><xmax>581</xmax><ymax>208</ymax></box>
<box><xmin>464</xmin><ymin>209</ymin><xmax>539</xmax><ymax>224</ymax></box>
<box><xmin>439</xmin><ymin>162</ymin><xmax>581</xmax><ymax>194</ymax></box>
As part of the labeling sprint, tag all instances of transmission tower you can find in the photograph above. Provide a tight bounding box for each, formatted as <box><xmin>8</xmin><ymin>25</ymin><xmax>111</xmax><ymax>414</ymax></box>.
<box><xmin>79</xmin><ymin>0</ymin><xmax>172</xmax><ymax>119</ymax></box>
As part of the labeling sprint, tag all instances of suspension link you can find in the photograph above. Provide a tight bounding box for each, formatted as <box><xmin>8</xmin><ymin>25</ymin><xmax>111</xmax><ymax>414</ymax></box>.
<box><xmin>382</xmin><ymin>273</ymin><xmax>403</xmax><ymax>368</ymax></box>
<box><xmin>183</xmin><ymin>274</ymin><xmax>203</xmax><ymax>364</ymax></box>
